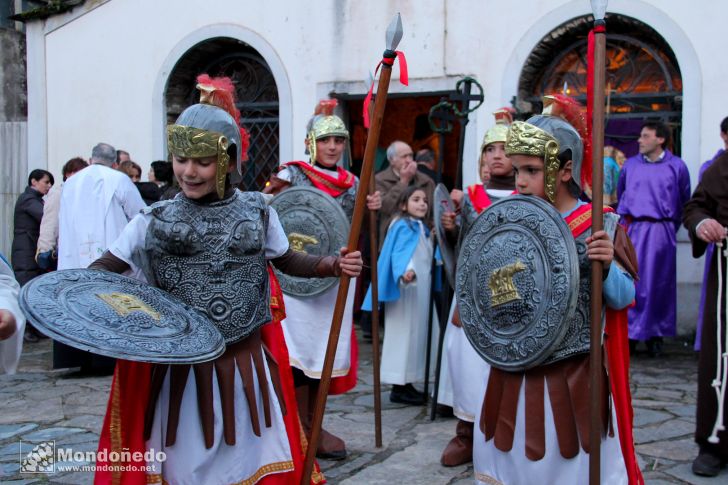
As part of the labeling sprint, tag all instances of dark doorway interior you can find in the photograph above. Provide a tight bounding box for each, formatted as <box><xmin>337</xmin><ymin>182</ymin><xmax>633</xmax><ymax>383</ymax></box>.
<box><xmin>165</xmin><ymin>37</ymin><xmax>280</xmax><ymax>191</ymax></box>
<box><xmin>340</xmin><ymin>94</ymin><xmax>462</xmax><ymax>190</ymax></box>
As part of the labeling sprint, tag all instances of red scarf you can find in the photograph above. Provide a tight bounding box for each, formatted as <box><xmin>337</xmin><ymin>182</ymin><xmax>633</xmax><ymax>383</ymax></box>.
<box><xmin>563</xmin><ymin>202</ymin><xmax>644</xmax><ymax>485</ymax></box>
<box><xmin>285</xmin><ymin>161</ymin><xmax>355</xmax><ymax>197</ymax></box>
<box><xmin>467</xmin><ymin>184</ymin><xmax>492</xmax><ymax>214</ymax></box>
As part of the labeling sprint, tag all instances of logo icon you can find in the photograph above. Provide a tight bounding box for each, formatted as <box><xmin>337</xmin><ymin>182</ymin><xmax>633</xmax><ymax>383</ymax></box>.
<box><xmin>20</xmin><ymin>440</ymin><xmax>55</xmax><ymax>473</ymax></box>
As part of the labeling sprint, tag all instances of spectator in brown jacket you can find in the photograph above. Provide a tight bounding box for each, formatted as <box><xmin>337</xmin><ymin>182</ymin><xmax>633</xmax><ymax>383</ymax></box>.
<box><xmin>375</xmin><ymin>141</ymin><xmax>435</xmax><ymax>245</ymax></box>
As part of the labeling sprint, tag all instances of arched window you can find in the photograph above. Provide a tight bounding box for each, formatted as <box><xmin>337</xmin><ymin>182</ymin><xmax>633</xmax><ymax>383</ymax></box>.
<box><xmin>166</xmin><ymin>37</ymin><xmax>280</xmax><ymax>191</ymax></box>
<box><xmin>518</xmin><ymin>14</ymin><xmax>683</xmax><ymax>155</ymax></box>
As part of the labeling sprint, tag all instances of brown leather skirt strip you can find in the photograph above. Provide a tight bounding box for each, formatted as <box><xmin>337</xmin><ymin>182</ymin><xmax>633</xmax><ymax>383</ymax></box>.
<box><xmin>143</xmin><ymin>329</ymin><xmax>283</xmax><ymax>448</ymax></box>
<box><xmin>165</xmin><ymin>365</ymin><xmax>191</xmax><ymax>446</ymax></box>
<box><xmin>192</xmin><ymin>362</ymin><xmax>215</xmax><ymax>449</ymax></box>
<box><xmin>214</xmin><ymin>351</ymin><xmax>238</xmax><ymax>445</ymax></box>
<box><xmin>564</xmin><ymin>356</ymin><xmax>592</xmax><ymax>454</ymax></box>
<box><xmin>493</xmin><ymin>371</ymin><xmax>523</xmax><ymax>452</ymax></box>
<box><xmin>481</xmin><ymin>367</ymin><xmax>505</xmax><ymax>440</ymax></box>
<box><xmin>234</xmin><ymin>341</ymin><xmax>261</xmax><ymax>437</ymax></box>
<box><xmin>545</xmin><ymin>361</ymin><xmax>580</xmax><ymax>459</ymax></box>
<box><xmin>252</xmin><ymin>343</ymin><xmax>273</xmax><ymax>428</ymax></box>
<box><xmin>525</xmin><ymin>369</ymin><xmax>545</xmax><ymax>461</ymax></box>
<box><xmin>481</xmin><ymin>354</ymin><xmax>612</xmax><ymax>461</ymax></box>
<box><xmin>144</xmin><ymin>364</ymin><xmax>169</xmax><ymax>441</ymax></box>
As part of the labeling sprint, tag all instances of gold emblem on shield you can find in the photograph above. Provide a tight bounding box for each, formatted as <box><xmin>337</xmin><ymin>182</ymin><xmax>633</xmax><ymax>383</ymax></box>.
<box><xmin>97</xmin><ymin>292</ymin><xmax>161</xmax><ymax>320</ymax></box>
<box><xmin>288</xmin><ymin>233</ymin><xmax>319</xmax><ymax>254</ymax></box>
<box><xmin>488</xmin><ymin>260</ymin><xmax>527</xmax><ymax>307</ymax></box>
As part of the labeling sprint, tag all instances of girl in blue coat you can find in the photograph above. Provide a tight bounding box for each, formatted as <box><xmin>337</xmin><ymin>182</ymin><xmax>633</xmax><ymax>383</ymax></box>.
<box><xmin>364</xmin><ymin>186</ymin><xmax>435</xmax><ymax>405</ymax></box>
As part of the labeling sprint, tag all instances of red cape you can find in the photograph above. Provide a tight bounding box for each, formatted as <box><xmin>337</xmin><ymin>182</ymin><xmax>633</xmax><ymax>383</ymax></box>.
<box><xmin>564</xmin><ymin>203</ymin><xmax>644</xmax><ymax>485</ymax></box>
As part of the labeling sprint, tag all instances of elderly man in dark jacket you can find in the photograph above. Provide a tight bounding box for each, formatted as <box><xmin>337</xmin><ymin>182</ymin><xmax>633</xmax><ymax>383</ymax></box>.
<box><xmin>12</xmin><ymin>169</ymin><xmax>54</xmax><ymax>342</ymax></box>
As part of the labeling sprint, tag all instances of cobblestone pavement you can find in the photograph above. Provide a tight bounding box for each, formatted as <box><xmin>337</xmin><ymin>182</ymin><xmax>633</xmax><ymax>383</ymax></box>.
<box><xmin>1</xmin><ymin>336</ymin><xmax>726</xmax><ymax>484</ymax></box>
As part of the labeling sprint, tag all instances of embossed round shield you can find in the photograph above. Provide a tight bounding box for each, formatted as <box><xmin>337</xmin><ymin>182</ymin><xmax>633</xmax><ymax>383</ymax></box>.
<box><xmin>456</xmin><ymin>195</ymin><xmax>579</xmax><ymax>372</ymax></box>
<box><xmin>434</xmin><ymin>183</ymin><xmax>458</xmax><ymax>288</ymax></box>
<box><xmin>20</xmin><ymin>269</ymin><xmax>226</xmax><ymax>364</ymax></box>
<box><xmin>270</xmin><ymin>186</ymin><xmax>349</xmax><ymax>297</ymax></box>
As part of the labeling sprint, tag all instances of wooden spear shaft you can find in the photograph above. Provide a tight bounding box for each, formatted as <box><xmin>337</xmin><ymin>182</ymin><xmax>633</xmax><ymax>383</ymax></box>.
<box><xmin>589</xmin><ymin>20</ymin><xmax>606</xmax><ymax>485</ymax></box>
<box><xmin>300</xmin><ymin>59</ymin><xmax>395</xmax><ymax>485</ymax></box>
<box><xmin>367</xmin><ymin>105</ymin><xmax>383</xmax><ymax>448</ymax></box>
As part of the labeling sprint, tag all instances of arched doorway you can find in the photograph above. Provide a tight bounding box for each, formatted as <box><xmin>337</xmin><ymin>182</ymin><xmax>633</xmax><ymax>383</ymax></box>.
<box><xmin>517</xmin><ymin>14</ymin><xmax>683</xmax><ymax>157</ymax></box>
<box><xmin>165</xmin><ymin>37</ymin><xmax>280</xmax><ymax>191</ymax></box>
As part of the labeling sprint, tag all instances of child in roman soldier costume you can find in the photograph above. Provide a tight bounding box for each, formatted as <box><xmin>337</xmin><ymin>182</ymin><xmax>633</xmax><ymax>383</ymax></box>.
<box><xmin>471</xmin><ymin>95</ymin><xmax>643</xmax><ymax>484</ymax></box>
<box><xmin>92</xmin><ymin>77</ymin><xmax>362</xmax><ymax>484</ymax></box>
<box><xmin>468</xmin><ymin>108</ymin><xmax>516</xmax><ymax>207</ymax></box>
<box><xmin>264</xmin><ymin>100</ymin><xmax>381</xmax><ymax>460</ymax></box>
<box><xmin>438</xmin><ymin>108</ymin><xmax>515</xmax><ymax>466</ymax></box>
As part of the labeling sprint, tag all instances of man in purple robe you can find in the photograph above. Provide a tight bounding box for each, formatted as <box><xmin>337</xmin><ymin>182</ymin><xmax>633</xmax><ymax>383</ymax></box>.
<box><xmin>617</xmin><ymin>121</ymin><xmax>691</xmax><ymax>356</ymax></box>
<box><xmin>695</xmin><ymin>116</ymin><xmax>728</xmax><ymax>351</ymax></box>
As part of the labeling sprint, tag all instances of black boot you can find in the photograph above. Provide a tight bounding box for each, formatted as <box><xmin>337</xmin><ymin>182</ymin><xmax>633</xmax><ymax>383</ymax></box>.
<box><xmin>692</xmin><ymin>447</ymin><xmax>722</xmax><ymax>477</ymax></box>
<box><xmin>390</xmin><ymin>384</ymin><xmax>425</xmax><ymax>405</ymax></box>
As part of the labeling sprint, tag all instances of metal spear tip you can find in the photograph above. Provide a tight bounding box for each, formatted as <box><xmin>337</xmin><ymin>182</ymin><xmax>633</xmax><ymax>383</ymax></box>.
<box><xmin>385</xmin><ymin>13</ymin><xmax>403</xmax><ymax>51</ymax></box>
<box><xmin>590</xmin><ymin>0</ymin><xmax>608</xmax><ymax>20</ymax></box>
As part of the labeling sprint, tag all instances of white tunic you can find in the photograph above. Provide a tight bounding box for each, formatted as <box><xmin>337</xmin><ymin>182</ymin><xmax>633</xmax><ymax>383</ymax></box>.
<box><xmin>281</xmin><ymin>283</ymin><xmax>355</xmax><ymax>379</ymax></box>
<box><xmin>58</xmin><ymin>164</ymin><xmax>145</xmax><ymax>271</ymax></box>
<box><xmin>109</xmin><ymin>198</ymin><xmax>294</xmax><ymax>484</ymax></box>
<box><xmin>444</xmin><ymin>303</ymin><xmax>489</xmax><ymax>422</ymax></box>
<box><xmin>435</xmin><ymin>306</ymin><xmax>454</xmax><ymax>406</ymax></box>
<box><xmin>0</xmin><ymin>257</ymin><xmax>25</xmax><ymax>374</ymax></box>
<box><xmin>380</xmin><ymin>220</ymin><xmax>437</xmax><ymax>385</ymax></box>
<box><xmin>473</xmin><ymin>367</ymin><xmax>628</xmax><ymax>485</ymax></box>
<box><xmin>144</xmin><ymin>352</ymin><xmax>293</xmax><ymax>485</ymax></box>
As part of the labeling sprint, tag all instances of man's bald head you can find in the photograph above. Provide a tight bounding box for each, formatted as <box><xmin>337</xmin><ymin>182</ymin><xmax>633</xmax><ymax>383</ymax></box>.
<box><xmin>386</xmin><ymin>141</ymin><xmax>414</xmax><ymax>173</ymax></box>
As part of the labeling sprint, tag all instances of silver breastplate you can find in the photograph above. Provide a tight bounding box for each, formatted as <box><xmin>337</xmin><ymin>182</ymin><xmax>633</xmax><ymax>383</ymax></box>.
<box><xmin>287</xmin><ymin>165</ymin><xmax>359</xmax><ymax>219</ymax></box>
<box><xmin>144</xmin><ymin>191</ymin><xmax>270</xmax><ymax>343</ymax></box>
<box><xmin>543</xmin><ymin>212</ymin><xmax>619</xmax><ymax>364</ymax></box>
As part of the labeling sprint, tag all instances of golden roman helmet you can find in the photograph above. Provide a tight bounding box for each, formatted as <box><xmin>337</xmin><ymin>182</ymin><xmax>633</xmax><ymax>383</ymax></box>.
<box><xmin>504</xmin><ymin>96</ymin><xmax>584</xmax><ymax>203</ymax></box>
<box><xmin>306</xmin><ymin>99</ymin><xmax>349</xmax><ymax>165</ymax></box>
<box><xmin>505</xmin><ymin>121</ymin><xmax>561</xmax><ymax>203</ymax></box>
<box><xmin>167</xmin><ymin>109</ymin><xmax>233</xmax><ymax>200</ymax></box>
<box><xmin>480</xmin><ymin>107</ymin><xmax>515</xmax><ymax>153</ymax></box>
<box><xmin>167</xmin><ymin>75</ymin><xmax>244</xmax><ymax>199</ymax></box>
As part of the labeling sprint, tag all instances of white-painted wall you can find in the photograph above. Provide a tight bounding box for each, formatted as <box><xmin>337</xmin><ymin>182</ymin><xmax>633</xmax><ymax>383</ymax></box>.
<box><xmin>26</xmin><ymin>0</ymin><xmax>728</xmax><ymax>180</ymax></box>
<box><xmin>22</xmin><ymin>0</ymin><xmax>728</xmax><ymax>332</ymax></box>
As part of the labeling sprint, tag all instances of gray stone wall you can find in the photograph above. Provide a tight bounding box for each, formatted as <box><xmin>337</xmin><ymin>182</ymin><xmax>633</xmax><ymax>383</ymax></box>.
<box><xmin>0</xmin><ymin>27</ymin><xmax>27</xmax><ymax>122</ymax></box>
<box><xmin>0</xmin><ymin>122</ymin><xmax>27</xmax><ymax>260</ymax></box>
<box><xmin>0</xmin><ymin>25</ymin><xmax>27</xmax><ymax>259</ymax></box>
